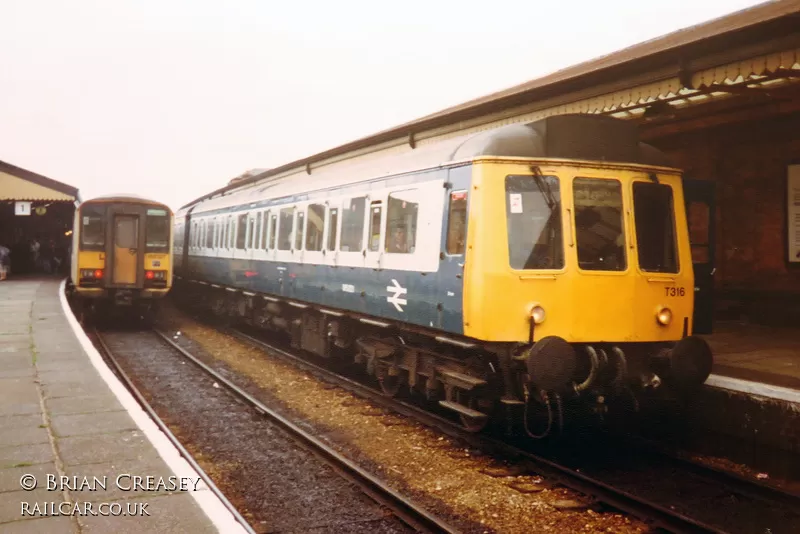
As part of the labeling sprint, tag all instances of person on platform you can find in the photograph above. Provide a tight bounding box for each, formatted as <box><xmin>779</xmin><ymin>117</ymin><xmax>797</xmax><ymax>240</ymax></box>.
<box><xmin>0</xmin><ymin>244</ymin><xmax>10</xmax><ymax>281</ymax></box>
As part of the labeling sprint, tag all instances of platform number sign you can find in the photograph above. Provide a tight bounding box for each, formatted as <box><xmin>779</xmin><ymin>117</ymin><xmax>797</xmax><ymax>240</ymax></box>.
<box><xmin>788</xmin><ymin>164</ymin><xmax>800</xmax><ymax>263</ymax></box>
<box><xmin>15</xmin><ymin>201</ymin><xmax>31</xmax><ymax>216</ymax></box>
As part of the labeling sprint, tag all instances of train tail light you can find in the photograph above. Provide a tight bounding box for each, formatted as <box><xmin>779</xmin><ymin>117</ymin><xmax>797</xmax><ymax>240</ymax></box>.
<box><xmin>145</xmin><ymin>270</ymin><xmax>166</xmax><ymax>281</ymax></box>
<box><xmin>80</xmin><ymin>269</ymin><xmax>104</xmax><ymax>279</ymax></box>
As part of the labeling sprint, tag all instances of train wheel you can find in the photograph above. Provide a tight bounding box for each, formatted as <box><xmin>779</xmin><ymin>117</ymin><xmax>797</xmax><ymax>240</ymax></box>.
<box><xmin>378</xmin><ymin>375</ymin><xmax>403</xmax><ymax>397</ymax></box>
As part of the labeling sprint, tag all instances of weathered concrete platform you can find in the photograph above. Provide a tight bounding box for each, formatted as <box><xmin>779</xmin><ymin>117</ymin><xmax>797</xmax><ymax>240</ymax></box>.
<box><xmin>0</xmin><ymin>278</ymin><xmax>244</xmax><ymax>533</ymax></box>
<box><xmin>703</xmin><ymin>321</ymin><xmax>800</xmax><ymax>391</ymax></box>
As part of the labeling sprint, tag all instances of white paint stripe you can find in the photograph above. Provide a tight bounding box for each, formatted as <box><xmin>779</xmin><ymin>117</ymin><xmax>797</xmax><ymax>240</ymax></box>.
<box><xmin>706</xmin><ymin>374</ymin><xmax>800</xmax><ymax>406</ymax></box>
<box><xmin>58</xmin><ymin>279</ymin><xmax>247</xmax><ymax>534</ymax></box>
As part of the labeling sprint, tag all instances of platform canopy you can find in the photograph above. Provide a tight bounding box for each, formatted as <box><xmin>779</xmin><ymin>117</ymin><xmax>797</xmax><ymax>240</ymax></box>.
<box><xmin>0</xmin><ymin>159</ymin><xmax>79</xmax><ymax>202</ymax></box>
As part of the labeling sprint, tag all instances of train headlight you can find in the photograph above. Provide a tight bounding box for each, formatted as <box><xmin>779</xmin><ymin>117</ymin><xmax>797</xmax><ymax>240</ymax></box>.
<box><xmin>530</xmin><ymin>305</ymin><xmax>546</xmax><ymax>325</ymax></box>
<box><xmin>656</xmin><ymin>307</ymin><xmax>672</xmax><ymax>326</ymax></box>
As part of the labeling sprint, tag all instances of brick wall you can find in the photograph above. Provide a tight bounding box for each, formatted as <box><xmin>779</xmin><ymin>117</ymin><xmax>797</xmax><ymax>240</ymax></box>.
<box><xmin>650</xmin><ymin>111</ymin><xmax>800</xmax><ymax>324</ymax></box>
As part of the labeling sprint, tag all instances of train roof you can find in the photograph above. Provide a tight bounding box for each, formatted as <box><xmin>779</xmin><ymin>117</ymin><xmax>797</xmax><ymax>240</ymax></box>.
<box><xmin>80</xmin><ymin>193</ymin><xmax>172</xmax><ymax>210</ymax></box>
<box><xmin>180</xmin><ymin>115</ymin><xmax>676</xmax><ymax>216</ymax></box>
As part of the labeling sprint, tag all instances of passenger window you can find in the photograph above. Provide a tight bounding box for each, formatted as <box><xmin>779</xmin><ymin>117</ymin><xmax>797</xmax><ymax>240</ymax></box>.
<box><xmin>205</xmin><ymin>219</ymin><xmax>214</xmax><ymax>248</ymax></box>
<box><xmin>340</xmin><ymin>197</ymin><xmax>366</xmax><ymax>251</ymax></box>
<box><xmin>306</xmin><ymin>204</ymin><xmax>325</xmax><ymax>252</ymax></box>
<box><xmin>327</xmin><ymin>208</ymin><xmax>339</xmax><ymax>251</ymax></box>
<box><xmin>236</xmin><ymin>214</ymin><xmax>248</xmax><ymax>249</ymax></box>
<box><xmin>268</xmin><ymin>213</ymin><xmax>277</xmax><ymax>250</ymax></box>
<box><xmin>573</xmin><ymin>177</ymin><xmax>626</xmax><ymax>271</ymax></box>
<box><xmin>260</xmin><ymin>211</ymin><xmax>268</xmax><ymax>249</ymax></box>
<box><xmin>278</xmin><ymin>208</ymin><xmax>293</xmax><ymax>250</ymax></box>
<box><xmin>385</xmin><ymin>190</ymin><xmax>418</xmax><ymax>254</ymax></box>
<box><xmin>369</xmin><ymin>201</ymin><xmax>382</xmax><ymax>252</ymax></box>
<box><xmin>295</xmin><ymin>210</ymin><xmax>305</xmax><ymax>250</ymax></box>
<box><xmin>505</xmin><ymin>174</ymin><xmax>563</xmax><ymax>270</ymax></box>
<box><xmin>445</xmin><ymin>191</ymin><xmax>467</xmax><ymax>255</ymax></box>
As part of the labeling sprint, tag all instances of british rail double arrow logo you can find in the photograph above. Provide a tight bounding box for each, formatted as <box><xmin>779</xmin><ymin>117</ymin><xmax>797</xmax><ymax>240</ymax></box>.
<box><xmin>386</xmin><ymin>279</ymin><xmax>408</xmax><ymax>312</ymax></box>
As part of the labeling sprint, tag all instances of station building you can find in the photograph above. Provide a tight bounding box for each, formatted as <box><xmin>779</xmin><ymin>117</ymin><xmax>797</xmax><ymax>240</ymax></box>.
<box><xmin>0</xmin><ymin>159</ymin><xmax>79</xmax><ymax>275</ymax></box>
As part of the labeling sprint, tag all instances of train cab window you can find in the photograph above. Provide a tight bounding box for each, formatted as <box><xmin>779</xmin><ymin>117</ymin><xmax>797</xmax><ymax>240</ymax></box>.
<box><xmin>573</xmin><ymin>177</ymin><xmax>626</xmax><ymax>271</ymax></box>
<box><xmin>236</xmin><ymin>214</ymin><xmax>248</xmax><ymax>249</ymax></box>
<box><xmin>327</xmin><ymin>208</ymin><xmax>339</xmax><ymax>251</ymax></box>
<box><xmin>268</xmin><ymin>212</ymin><xmax>278</xmax><ymax>250</ymax></box>
<box><xmin>294</xmin><ymin>210</ymin><xmax>305</xmax><ymax>250</ymax></box>
<box><xmin>278</xmin><ymin>208</ymin><xmax>293</xmax><ymax>251</ymax></box>
<box><xmin>446</xmin><ymin>191</ymin><xmax>467</xmax><ymax>255</ymax></box>
<box><xmin>368</xmin><ymin>201</ymin><xmax>382</xmax><ymax>252</ymax></box>
<box><xmin>385</xmin><ymin>190</ymin><xmax>419</xmax><ymax>254</ymax></box>
<box><xmin>340</xmin><ymin>197</ymin><xmax>366</xmax><ymax>252</ymax></box>
<box><xmin>146</xmin><ymin>208</ymin><xmax>169</xmax><ymax>252</ymax></box>
<box><xmin>306</xmin><ymin>204</ymin><xmax>325</xmax><ymax>252</ymax></box>
<box><xmin>505</xmin><ymin>175</ymin><xmax>563</xmax><ymax>270</ymax></box>
<box><xmin>633</xmin><ymin>182</ymin><xmax>678</xmax><ymax>273</ymax></box>
<box><xmin>81</xmin><ymin>205</ymin><xmax>106</xmax><ymax>250</ymax></box>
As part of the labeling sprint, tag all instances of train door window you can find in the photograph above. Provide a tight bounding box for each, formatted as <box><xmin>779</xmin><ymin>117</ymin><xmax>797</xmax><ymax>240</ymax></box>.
<box><xmin>573</xmin><ymin>177</ymin><xmax>626</xmax><ymax>271</ymax></box>
<box><xmin>255</xmin><ymin>212</ymin><xmax>262</xmax><ymax>250</ymax></box>
<box><xmin>206</xmin><ymin>219</ymin><xmax>215</xmax><ymax>249</ymax></box>
<box><xmin>80</xmin><ymin>205</ymin><xmax>106</xmax><ymax>250</ymax></box>
<box><xmin>368</xmin><ymin>201</ymin><xmax>382</xmax><ymax>252</ymax></box>
<box><xmin>385</xmin><ymin>190</ymin><xmax>419</xmax><ymax>254</ymax></box>
<box><xmin>306</xmin><ymin>204</ymin><xmax>325</xmax><ymax>251</ymax></box>
<box><xmin>340</xmin><ymin>197</ymin><xmax>366</xmax><ymax>252</ymax></box>
<box><xmin>633</xmin><ymin>182</ymin><xmax>678</xmax><ymax>273</ymax></box>
<box><xmin>220</xmin><ymin>219</ymin><xmax>226</xmax><ymax>249</ymax></box>
<box><xmin>260</xmin><ymin>211</ymin><xmax>268</xmax><ymax>249</ymax></box>
<box><xmin>505</xmin><ymin>174</ymin><xmax>563</xmax><ymax>270</ymax></box>
<box><xmin>214</xmin><ymin>218</ymin><xmax>220</xmax><ymax>249</ymax></box>
<box><xmin>228</xmin><ymin>216</ymin><xmax>235</xmax><ymax>249</ymax></box>
<box><xmin>278</xmin><ymin>207</ymin><xmax>293</xmax><ymax>250</ymax></box>
<box><xmin>269</xmin><ymin>212</ymin><xmax>278</xmax><ymax>250</ymax></box>
<box><xmin>327</xmin><ymin>207</ymin><xmax>339</xmax><ymax>251</ymax></box>
<box><xmin>236</xmin><ymin>213</ymin><xmax>248</xmax><ymax>249</ymax></box>
<box><xmin>247</xmin><ymin>215</ymin><xmax>255</xmax><ymax>249</ymax></box>
<box><xmin>294</xmin><ymin>210</ymin><xmax>305</xmax><ymax>250</ymax></box>
<box><xmin>446</xmin><ymin>191</ymin><xmax>468</xmax><ymax>255</ymax></box>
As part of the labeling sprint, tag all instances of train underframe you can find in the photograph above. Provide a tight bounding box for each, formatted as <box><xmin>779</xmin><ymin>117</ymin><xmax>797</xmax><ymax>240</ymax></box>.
<box><xmin>177</xmin><ymin>281</ymin><xmax>713</xmax><ymax>437</ymax></box>
<box><xmin>68</xmin><ymin>285</ymin><xmax>162</xmax><ymax>327</ymax></box>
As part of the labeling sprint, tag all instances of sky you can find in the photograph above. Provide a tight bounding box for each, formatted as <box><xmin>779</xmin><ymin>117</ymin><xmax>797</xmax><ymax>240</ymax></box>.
<box><xmin>0</xmin><ymin>0</ymin><xmax>768</xmax><ymax>211</ymax></box>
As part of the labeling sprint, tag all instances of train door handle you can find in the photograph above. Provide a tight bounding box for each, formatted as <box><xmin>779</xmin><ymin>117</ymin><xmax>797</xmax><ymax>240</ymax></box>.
<box><xmin>128</xmin><ymin>248</ymin><xmax>137</xmax><ymax>255</ymax></box>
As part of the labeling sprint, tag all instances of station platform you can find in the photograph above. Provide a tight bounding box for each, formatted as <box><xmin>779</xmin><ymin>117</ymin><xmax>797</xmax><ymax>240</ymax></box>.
<box><xmin>701</xmin><ymin>321</ymin><xmax>800</xmax><ymax>405</ymax></box>
<box><xmin>0</xmin><ymin>278</ymin><xmax>244</xmax><ymax>533</ymax></box>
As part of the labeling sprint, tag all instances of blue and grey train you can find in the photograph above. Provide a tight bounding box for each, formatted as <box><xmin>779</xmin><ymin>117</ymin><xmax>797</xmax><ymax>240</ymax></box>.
<box><xmin>173</xmin><ymin>114</ymin><xmax>713</xmax><ymax>436</ymax></box>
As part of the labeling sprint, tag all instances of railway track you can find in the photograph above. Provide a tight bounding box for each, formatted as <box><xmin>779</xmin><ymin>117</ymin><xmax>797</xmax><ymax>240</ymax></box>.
<box><xmin>92</xmin><ymin>328</ymin><xmax>459</xmax><ymax>534</ymax></box>
<box><xmin>218</xmin><ymin>325</ymin><xmax>800</xmax><ymax>534</ymax></box>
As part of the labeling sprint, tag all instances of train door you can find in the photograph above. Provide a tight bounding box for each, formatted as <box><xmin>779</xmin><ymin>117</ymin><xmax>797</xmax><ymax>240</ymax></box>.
<box><xmin>683</xmin><ymin>178</ymin><xmax>716</xmax><ymax>334</ymax></box>
<box><xmin>112</xmin><ymin>214</ymin><xmax>139</xmax><ymax>285</ymax></box>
